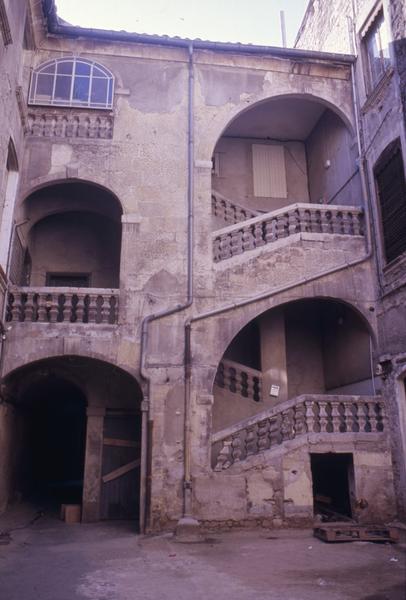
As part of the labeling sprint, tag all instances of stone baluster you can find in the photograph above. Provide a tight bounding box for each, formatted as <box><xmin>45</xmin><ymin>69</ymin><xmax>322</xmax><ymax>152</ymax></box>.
<box><xmin>375</xmin><ymin>402</ymin><xmax>386</xmax><ymax>432</ymax></box>
<box><xmin>353</xmin><ymin>211</ymin><xmax>363</xmax><ymax>236</ymax></box>
<box><xmin>214</xmin><ymin>439</ymin><xmax>232</xmax><ymax>471</ymax></box>
<box><xmin>332</xmin><ymin>211</ymin><xmax>343</xmax><ymax>234</ymax></box>
<box><xmin>305</xmin><ymin>400</ymin><xmax>316</xmax><ymax>433</ymax></box>
<box><xmin>304</xmin><ymin>209</ymin><xmax>312</xmax><ymax>232</ymax></box>
<box><xmin>228</xmin><ymin>367</ymin><xmax>237</xmax><ymax>393</ymax></box>
<box><xmin>276</xmin><ymin>214</ymin><xmax>288</xmax><ymax>239</ymax></box>
<box><xmin>342</xmin><ymin>211</ymin><xmax>352</xmax><ymax>235</ymax></box>
<box><xmin>257</xmin><ymin>419</ymin><xmax>270</xmax><ymax>452</ymax></box>
<box><xmin>313</xmin><ymin>209</ymin><xmax>322</xmax><ymax>233</ymax></box>
<box><xmin>349</xmin><ymin>402</ymin><xmax>360</xmax><ymax>432</ymax></box>
<box><xmin>224</xmin><ymin>203</ymin><xmax>235</xmax><ymax>224</ymax></box>
<box><xmin>230</xmin><ymin>229</ymin><xmax>243</xmax><ymax>256</ymax></box>
<box><xmin>213</xmin><ymin>237</ymin><xmax>221</xmax><ymax>262</ymax></box>
<box><xmin>368</xmin><ymin>400</ymin><xmax>378</xmax><ymax>432</ymax></box>
<box><xmin>240</xmin><ymin>371</ymin><xmax>249</xmax><ymax>398</ymax></box>
<box><xmin>54</xmin><ymin>115</ymin><xmax>63</xmax><ymax>137</ymax></box>
<box><xmin>330</xmin><ymin>400</ymin><xmax>341</xmax><ymax>433</ymax></box>
<box><xmin>88</xmin><ymin>294</ymin><xmax>99</xmax><ymax>323</ymax></box>
<box><xmin>264</xmin><ymin>217</ymin><xmax>278</xmax><ymax>243</ymax></box>
<box><xmin>320</xmin><ymin>210</ymin><xmax>332</xmax><ymax>234</ymax></box>
<box><xmin>242</xmin><ymin>226</ymin><xmax>255</xmax><ymax>251</ymax></box>
<box><xmin>325</xmin><ymin>402</ymin><xmax>333</xmax><ymax>433</ymax></box>
<box><xmin>253</xmin><ymin>221</ymin><xmax>265</xmax><ymax>247</ymax></box>
<box><xmin>112</xmin><ymin>296</ymin><xmax>119</xmax><ymax>323</ymax></box>
<box><xmin>10</xmin><ymin>293</ymin><xmax>21</xmax><ymax>322</ymax></box>
<box><xmin>219</xmin><ymin>234</ymin><xmax>231</xmax><ymax>260</ymax></box>
<box><xmin>62</xmin><ymin>293</ymin><xmax>72</xmax><ymax>322</ymax></box>
<box><xmin>48</xmin><ymin>294</ymin><xmax>59</xmax><ymax>323</ymax></box>
<box><xmin>268</xmin><ymin>416</ymin><xmax>279</xmax><ymax>447</ymax></box>
<box><xmin>288</xmin><ymin>210</ymin><xmax>298</xmax><ymax>236</ymax></box>
<box><xmin>36</xmin><ymin>293</ymin><xmax>49</xmax><ymax>322</ymax></box>
<box><xmin>245</xmin><ymin>424</ymin><xmax>258</xmax><ymax>457</ymax></box>
<box><xmin>294</xmin><ymin>402</ymin><xmax>307</xmax><ymax>435</ymax></box>
<box><xmin>100</xmin><ymin>295</ymin><xmax>111</xmax><ymax>324</ymax></box>
<box><xmin>76</xmin><ymin>293</ymin><xmax>86</xmax><ymax>323</ymax></box>
<box><xmin>281</xmin><ymin>409</ymin><xmax>294</xmax><ymax>441</ymax></box>
<box><xmin>231</xmin><ymin>433</ymin><xmax>243</xmax><ymax>463</ymax></box>
<box><xmin>253</xmin><ymin>376</ymin><xmax>261</xmax><ymax>402</ymax></box>
<box><xmin>358</xmin><ymin>402</ymin><xmax>369</xmax><ymax>432</ymax></box>
<box><xmin>24</xmin><ymin>292</ymin><xmax>35</xmax><ymax>322</ymax></box>
<box><xmin>88</xmin><ymin>117</ymin><xmax>98</xmax><ymax>138</ymax></box>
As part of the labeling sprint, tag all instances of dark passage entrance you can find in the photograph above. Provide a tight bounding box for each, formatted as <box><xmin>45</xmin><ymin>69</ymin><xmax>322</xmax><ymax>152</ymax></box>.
<box><xmin>21</xmin><ymin>377</ymin><xmax>86</xmax><ymax>507</ymax></box>
<box><xmin>311</xmin><ymin>453</ymin><xmax>354</xmax><ymax>521</ymax></box>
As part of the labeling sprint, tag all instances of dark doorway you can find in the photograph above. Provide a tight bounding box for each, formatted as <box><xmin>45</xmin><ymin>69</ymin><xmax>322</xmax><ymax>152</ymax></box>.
<box><xmin>311</xmin><ymin>453</ymin><xmax>354</xmax><ymax>521</ymax></box>
<box><xmin>100</xmin><ymin>411</ymin><xmax>141</xmax><ymax>522</ymax></box>
<box><xmin>20</xmin><ymin>377</ymin><xmax>86</xmax><ymax>508</ymax></box>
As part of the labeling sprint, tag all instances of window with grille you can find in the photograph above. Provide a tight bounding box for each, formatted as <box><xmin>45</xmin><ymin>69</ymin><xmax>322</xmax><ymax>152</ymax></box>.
<box><xmin>28</xmin><ymin>58</ymin><xmax>114</xmax><ymax>109</ymax></box>
<box><xmin>374</xmin><ymin>139</ymin><xmax>406</xmax><ymax>264</ymax></box>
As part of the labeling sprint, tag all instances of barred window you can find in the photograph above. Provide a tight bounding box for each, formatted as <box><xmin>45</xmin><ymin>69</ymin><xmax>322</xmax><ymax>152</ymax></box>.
<box><xmin>28</xmin><ymin>58</ymin><xmax>114</xmax><ymax>109</ymax></box>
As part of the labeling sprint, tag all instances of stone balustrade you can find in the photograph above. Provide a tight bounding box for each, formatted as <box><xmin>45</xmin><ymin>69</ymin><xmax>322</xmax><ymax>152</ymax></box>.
<box><xmin>26</xmin><ymin>110</ymin><xmax>114</xmax><ymax>139</ymax></box>
<box><xmin>212</xmin><ymin>191</ymin><xmax>259</xmax><ymax>225</ymax></box>
<box><xmin>213</xmin><ymin>203</ymin><xmax>365</xmax><ymax>262</ymax></box>
<box><xmin>6</xmin><ymin>287</ymin><xmax>119</xmax><ymax>325</ymax></box>
<box><xmin>212</xmin><ymin>394</ymin><xmax>386</xmax><ymax>470</ymax></box>
<box><xmin>215</xmin><ymin>359</ymin><xmax>262</xmax><ymax>402</ymax></box>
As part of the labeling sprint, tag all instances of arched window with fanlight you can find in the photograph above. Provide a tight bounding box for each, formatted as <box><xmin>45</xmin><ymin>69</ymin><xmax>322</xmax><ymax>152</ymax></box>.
<box><xmin>28</xmin><ymin>58</ymin><xmax>114</xmax><ymax>109</ymax></box>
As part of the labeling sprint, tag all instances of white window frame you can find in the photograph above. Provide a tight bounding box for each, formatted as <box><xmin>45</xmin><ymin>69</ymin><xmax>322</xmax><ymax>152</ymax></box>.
<box><xmin>361</xmin><ymin>8</ymin><xmax>391</xmax><ymax>91</ymax></box>
<box><xmin>28</xmin><ymin>58</ymin><xmax>114</xmax><ymax>110</ymax></box>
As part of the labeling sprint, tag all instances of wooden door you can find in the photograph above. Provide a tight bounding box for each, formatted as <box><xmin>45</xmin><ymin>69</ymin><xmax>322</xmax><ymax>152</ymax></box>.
<box><xmin>100</xmin><ymin>412</ymin><xmax>141</xmax><ymax>520</ymax></box>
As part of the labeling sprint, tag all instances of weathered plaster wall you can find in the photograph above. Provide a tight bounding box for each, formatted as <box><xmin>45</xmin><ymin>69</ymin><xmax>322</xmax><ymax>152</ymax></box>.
<box><xmin>306</xmin><ymin>109</ymin><xmax>361</xmax><ymax>205</ymax></box>
<box><xmin>193</xmin><ymin>435</ymin><xmax>396</xmax><ymax>528</ymax></box>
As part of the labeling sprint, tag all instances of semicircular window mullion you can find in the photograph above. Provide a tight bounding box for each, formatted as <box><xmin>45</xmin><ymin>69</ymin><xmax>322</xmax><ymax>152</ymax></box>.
<box><xmin>29</xmin><ymin>58</ymin><xmax>114</xmax><ymax>110</ymax></box>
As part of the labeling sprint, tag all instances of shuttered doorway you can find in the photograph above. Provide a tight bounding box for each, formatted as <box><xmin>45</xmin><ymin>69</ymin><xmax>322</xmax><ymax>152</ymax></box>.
<box><xmin>100</xmin><ymin>411</ymin><xmax>141</xmax><ymax>521</ymax></box>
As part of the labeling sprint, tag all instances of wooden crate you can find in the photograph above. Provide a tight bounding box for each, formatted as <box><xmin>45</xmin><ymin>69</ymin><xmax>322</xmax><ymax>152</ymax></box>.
<box><xmin>60</xmin><ymin>504</ymin><xmax>81</xmax><ymax>524</ymax></box>
<box><xmin>314</xmin><ymin>525</ymin><xmax>399</xmax><ymax>543</ymax></box>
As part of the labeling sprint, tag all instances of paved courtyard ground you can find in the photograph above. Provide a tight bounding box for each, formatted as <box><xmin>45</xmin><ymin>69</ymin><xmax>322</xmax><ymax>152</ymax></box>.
<box><xmin>0</xmin><ymin>506</ymin><xmax>405</xmax><ymax>600</ymax></box>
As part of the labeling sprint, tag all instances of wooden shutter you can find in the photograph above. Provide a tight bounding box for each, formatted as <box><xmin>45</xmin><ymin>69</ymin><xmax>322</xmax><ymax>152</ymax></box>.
<box><xmin>375</xmin><ymin>143</ymin><xmax>406</xmax><ymax>263</ymax></box>
<box><xmin>252</xmin><ymin>144</ymin><xmax>287</xmax><ymax>198</ymax></box>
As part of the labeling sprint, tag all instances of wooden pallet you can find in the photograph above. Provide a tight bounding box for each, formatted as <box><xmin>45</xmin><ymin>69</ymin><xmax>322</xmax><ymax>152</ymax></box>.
<box><xmin>314</xmin><ymin>524</ymin><xmax>399</xmax><ymax>543</ymax></box>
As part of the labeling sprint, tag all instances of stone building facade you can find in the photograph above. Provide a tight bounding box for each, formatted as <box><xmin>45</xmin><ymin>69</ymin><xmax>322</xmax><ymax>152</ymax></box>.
<box><xmin>0</xmin><ymin>0</ymin><xmax>403</xmax><ymax>533</ymax></box>
<box><xmin>296</xmin><ymin>0</ymin><xmax>406</xmax><ymax>522</ymax></box>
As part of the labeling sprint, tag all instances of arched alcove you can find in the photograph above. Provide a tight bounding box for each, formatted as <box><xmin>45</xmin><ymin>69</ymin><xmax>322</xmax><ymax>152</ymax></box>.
<box><xmin>11</xmin><ymin>181</ymin><xmax>122</xmax><ymax>287</ymax></box>
<box><xmin>211</xmin><ymin>94</ymin><xmax>360</xmax><ymax>229</ymax></box>
<box><xmin>212</xmin><ymin>298</ymin><xmax>375</xmax><ymax>431</ymax></box>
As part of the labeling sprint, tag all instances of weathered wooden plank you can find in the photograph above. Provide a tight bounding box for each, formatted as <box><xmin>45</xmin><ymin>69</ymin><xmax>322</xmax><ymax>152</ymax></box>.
<box><xmin>102</xmin><ymin>459</ymin><xmax>141</xmax><ymax>483</ymax></box>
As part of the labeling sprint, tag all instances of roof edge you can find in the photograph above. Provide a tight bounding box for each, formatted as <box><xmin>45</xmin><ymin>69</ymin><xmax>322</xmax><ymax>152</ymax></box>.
<box><xmin>42</xmin><ymin>0</ymin><xmax>356</xmax><ymax>64</ymax></box>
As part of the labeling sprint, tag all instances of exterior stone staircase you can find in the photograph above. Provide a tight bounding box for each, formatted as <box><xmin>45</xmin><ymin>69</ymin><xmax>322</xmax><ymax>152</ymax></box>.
<box><xmin>211</xmin><ymin>391</ymin><xmax>387</xmax><ymax>471</ymax></box>
<box><xmin>212</xmin><ymin>195</ymin><xmax>364</xmax><ymax>263</ymax></box>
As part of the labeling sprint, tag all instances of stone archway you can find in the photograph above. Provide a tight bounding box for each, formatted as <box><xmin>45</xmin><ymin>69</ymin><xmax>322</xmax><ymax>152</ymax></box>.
<box><xmin>0</xmin><ymin>356</ymin><xmax>143</xmax><ymax>527</ymax></box>
<box><xmin>212</xmin><ymin>298</ymin><xmax>376</xmax><ymax>432</ymax></box>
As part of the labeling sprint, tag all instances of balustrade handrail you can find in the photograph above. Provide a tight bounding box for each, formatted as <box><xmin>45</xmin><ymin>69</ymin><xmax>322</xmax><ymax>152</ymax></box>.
<box><xmin>212</xmin><ymin>190</ymin><xmax>259</xmax><ymax>225</ymax></box>
<box><xmin>7</xmin><ymin>286</ymin><xmax>119</xmax><ymax>325</ymax></box>
<box><xmin>213</xmin><ymin>202</ymin><xmax>365</xmax><ymax>263</ymax></box>
<box><xmin>219</xmin><ymin>358</ymin><xmax>263</xmax><ymax>380</ymax></box>
<box><xmin>213</xmin><ymin>202</ymin><xmax>364</xmax><ymax>238</ymax></box>
<box><xmin>212</xmin><ymin>190</ymin><xmax>259</xmax><ymax>216</ymax></box>
<box><xmin>10</xmin><ymin>285</ymin><xmax>119</xmax><ymax>294</ymax></box>
<box><xmin>212</xmin><ymin>393</ymin><xmax>382</xmax><ymax>443</ymax></box>
<box><xmin>211</xmin><ymin>393</ymin><xmax>386</xmax><ymax>471</ymax></box>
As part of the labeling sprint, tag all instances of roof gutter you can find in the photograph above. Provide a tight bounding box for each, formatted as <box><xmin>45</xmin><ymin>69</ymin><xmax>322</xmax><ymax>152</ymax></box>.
<box><xmin>43</xmin><ymin>1</ymin><xmax>355</xmax><ymax>64</ymax></box>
